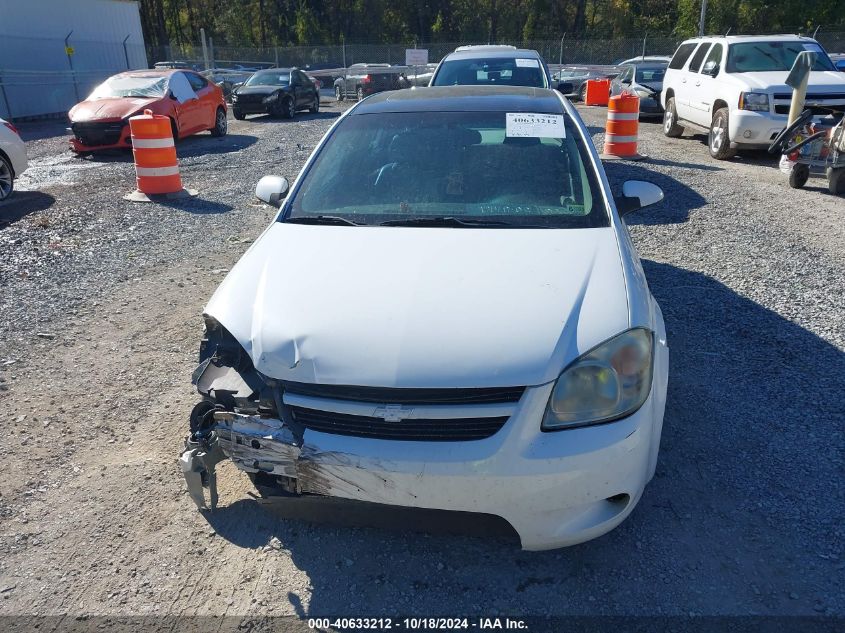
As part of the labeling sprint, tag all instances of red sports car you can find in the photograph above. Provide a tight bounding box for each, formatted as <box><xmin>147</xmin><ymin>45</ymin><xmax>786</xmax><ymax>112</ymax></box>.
<box><xmin>68</xmin><ymin>69</ymin><xmax>227</xmax><ymax>152</ymax></box>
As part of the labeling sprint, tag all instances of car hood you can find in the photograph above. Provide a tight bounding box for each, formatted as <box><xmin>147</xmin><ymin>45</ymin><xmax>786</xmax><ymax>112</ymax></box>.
<box><xmin>733</xmin><ymin>70</ymin><xmax>845</xmax><ymax>91</ymax></box>
<box><xmin>205</xmin><ymin>223</ymin><xmax>630</xmax><ymax>388</ymax></box>
<box><xmin>69</xmin><ymin>97</ymin><xmax>161</xmax><ymax>121</ymax></box>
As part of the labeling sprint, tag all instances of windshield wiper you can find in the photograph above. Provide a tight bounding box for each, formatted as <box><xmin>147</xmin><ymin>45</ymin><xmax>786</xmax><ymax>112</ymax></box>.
<box><xmin>285</xmin><ymin>215</ymin><xmax>363</xmax><ymax>226</ymax></box>
<box><xmin>379</xmin><ymin>216</ymin><xmax>513</xmax><ymax>227</ymax></box>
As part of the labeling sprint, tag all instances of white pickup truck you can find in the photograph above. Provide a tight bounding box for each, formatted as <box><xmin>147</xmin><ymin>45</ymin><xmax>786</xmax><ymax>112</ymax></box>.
<box><xmin>660</xmin><ymin>35</ymin><xmax>845</xmax><ymax>159</ymax></box>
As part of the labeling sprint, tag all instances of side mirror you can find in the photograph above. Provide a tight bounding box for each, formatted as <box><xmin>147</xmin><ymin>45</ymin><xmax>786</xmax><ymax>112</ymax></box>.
<box><xmin>556</xmin><ymin>82</ymin><xmax>574</xmax><ymax>94</ymax></box>
<box><xmin>616</xmin><ymin>180</ymin><xmax>664</xmax><ymax>215</ymax></box>
<box><xmin>255</xmin><ymin>175</ymin><xmax>290</xmax><ymax>206</ymax></box>
<box><xmin>702</xmin><ymin>61</ymin><xmax>719</xmax><ymax>77</ymax></box>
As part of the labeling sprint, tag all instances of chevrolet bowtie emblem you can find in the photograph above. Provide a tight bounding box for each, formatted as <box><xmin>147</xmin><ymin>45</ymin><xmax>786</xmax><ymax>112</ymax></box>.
<box><xmin>375</xmin><ymin>404</ymin><xmax>413</xmax><ymax>422</ymax></box>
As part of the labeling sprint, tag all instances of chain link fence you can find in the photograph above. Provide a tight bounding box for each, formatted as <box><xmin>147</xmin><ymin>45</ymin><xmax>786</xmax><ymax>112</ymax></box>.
<box><xmin>150</xmin><ymin>30</ymin><xmax>845</xmax><ymax>71</ymax></box>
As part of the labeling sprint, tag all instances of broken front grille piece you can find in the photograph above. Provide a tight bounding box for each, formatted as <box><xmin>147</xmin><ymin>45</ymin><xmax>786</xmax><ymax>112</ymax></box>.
<box><xmin>282</xmin><ymin>382</ymin><xmax>526</xmax><ymax>405</ymax></box>
<box><xmin>289</xmin><ymin>406</ymin><xmax>509</xmax><ymax>441</ymax></box>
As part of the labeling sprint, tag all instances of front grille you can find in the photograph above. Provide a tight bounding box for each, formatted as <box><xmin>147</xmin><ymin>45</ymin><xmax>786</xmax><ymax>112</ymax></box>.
<box><xmin>773</xmin><ymin>92</ymin><xmax>845</xmax><ymax>101</ymax></box>
<box><xmin>283</xmin><ymin>382</ymin><xmax>525</xmax><ymax>405</ymax></box>
<box><xmin>290</xmin><ymin>406</ymin><xmax>509</xmax><ymax>441</ymax></box>
<box><xmin>774</xmin><ymin>103</ymin><xmax>845</xmax><ymax>115</ymax></box>
<box><xmin>234</xmin><ymin>93</ymin><xmax>265</xmax><ymax>104</ymax></box>
<box><xmin>71</xmin><ymin>121</ymin><xmax>125</xmax><ymax>147</ymax></box>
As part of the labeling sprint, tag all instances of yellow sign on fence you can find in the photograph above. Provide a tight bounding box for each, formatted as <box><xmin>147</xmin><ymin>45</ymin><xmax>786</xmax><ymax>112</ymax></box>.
<box><xmin>65</xmin><ymin>46</ymin><xmax>75</xmax><ymax>56</ymax></box>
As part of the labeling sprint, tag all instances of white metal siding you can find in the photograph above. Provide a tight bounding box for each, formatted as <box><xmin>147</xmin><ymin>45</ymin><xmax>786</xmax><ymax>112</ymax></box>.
<box><xmin>0</xmin><ymin>0</ymin><xmax>148</xmax><ymax>119</ymax></box>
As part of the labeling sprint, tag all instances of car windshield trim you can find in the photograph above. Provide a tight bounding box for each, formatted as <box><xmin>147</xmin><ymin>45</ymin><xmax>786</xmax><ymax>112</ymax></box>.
<box><xmin>281</xmin><ymin>109</ymin><xmax>608</xmax><ymax>230</ymax></box>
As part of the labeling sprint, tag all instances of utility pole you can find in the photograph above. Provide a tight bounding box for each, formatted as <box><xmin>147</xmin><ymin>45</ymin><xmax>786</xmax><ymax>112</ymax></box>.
<box><xmin>200</xmin><ymin>28</ymin><xmax>209</xmax><ymax>70</ymax></box>
<box><xmin>698</xmin><ymin>0</ymin><xmax>708</xmax><ymax>37</ymax></box>
<box><xmin>559</xmin><ymin>33</ymin><xmax>566</xmax><ymax>66</ymax></box>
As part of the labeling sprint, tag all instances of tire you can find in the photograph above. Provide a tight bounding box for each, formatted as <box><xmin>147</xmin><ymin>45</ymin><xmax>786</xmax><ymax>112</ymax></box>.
<box><xmin>827</xmin><ymin>167</ymin><xmax>845</xmax><ymax>195</ymax></box>
<box><xmin>282</xmin><ymin>97</ymin><xmax>295</xmax><ymax>119</ymax></box>
<box><xmin>708</xmin><ymin>107</ymin><xmax>735</xmax><ymax>160</ymax></box>
<box><xmin>210</xmin><ymin>107</ymin><xmax>227</xmax><ymax>137</ymax></box>
<box><xmin>233</xmin><ymin>108</ymin><xmax>245</xmax><ymax>120</ymax></box>
<box><xmin>578</xmin><ymin>83</ymin><xmax>588</xmax><ymax>102</ymax></box>
<box><xmin>309</xmin><ymin>95</ymin><xmax>319</xmax><ymax>113</ymax></box>
<box><xmin>663</xmin><ymin>97</ymin><xmax>684</xmax><ymax>138</ymax></box>
<box><xmin>789</xmin><ymin>164</ymin><xmax>810</xmax><ymax>189</ymax></box>
<box><xmin>335</xmin><ymin>85</ymin><xmax>344</xmax><ymax>102</ymax></box>
<box><xmin>0</xmin><ymin>154</ymin><xmax>13</xmax><ymax>202</ymax></box>
<box><xmin>356</xmin><ymin>86</ymin><xmax>364</xmax><ymax>101</ymax></box>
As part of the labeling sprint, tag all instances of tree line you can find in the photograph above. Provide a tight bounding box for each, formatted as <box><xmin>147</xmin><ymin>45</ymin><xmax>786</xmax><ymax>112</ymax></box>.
<box><xmin>139</xmin><ymin>0</ymin><xmax>845</xmax><ymax>50</ymax></box>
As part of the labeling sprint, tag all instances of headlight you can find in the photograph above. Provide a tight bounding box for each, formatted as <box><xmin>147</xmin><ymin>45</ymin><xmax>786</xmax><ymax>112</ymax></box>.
<box><xmin>262</xmin><ymin>93</ymin><xmax>279</xmax><ymax>103</ymax></box>
<box><xmin>739</xmin><ymin>92</ymin><xmax>769</xmax><ymax>112</ymax></box>
<box><xmin>542</xmin><ymin>328</ymin><xmax>654</xmax><ymax>430</ymax></box>
<box><xmin>634</xmin><ymin>88</ymin><xmax>653</xmax><ymax>99</ymax></box>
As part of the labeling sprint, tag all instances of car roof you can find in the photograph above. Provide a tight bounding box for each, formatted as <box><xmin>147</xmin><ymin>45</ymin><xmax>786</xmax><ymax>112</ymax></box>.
<box><xmin>682</xmin><ymin>34</ymin><xmax>819</xmax><ymax>44</ymax></box>
<box><xmin>121</xmin><ymin>69</ymin><xmax>180</xmax><ymax>78</ymax></box>
<box><xmin>352</xmin><ymin>86</ymin><xmax>565</xmax><ymax>114</ymax></box>
<box><xmin>630</xmin><ymin>63</ymin><xmax>668</xmax><ymax>70</ymax></box>
<box><xmin>254</xmin><ymin>67</ymin><xmax>295</xmax><ymax>73</ymax></box>
<box><xmin>442</xmin><ymin>48</ymin><xmax>544</xmax><ymax>62</ymax></box>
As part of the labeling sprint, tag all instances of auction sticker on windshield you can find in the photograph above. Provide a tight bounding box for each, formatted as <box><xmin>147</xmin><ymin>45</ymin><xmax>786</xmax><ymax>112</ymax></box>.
<box><xmin>515</xmin><ymin>58</ymin><xmax>540</xmax><ymax>68</ymax></box>
<box><xmin>506</xmin><ymin>113</ymin><xmax>565</xmax><ymax>138</ymax></box>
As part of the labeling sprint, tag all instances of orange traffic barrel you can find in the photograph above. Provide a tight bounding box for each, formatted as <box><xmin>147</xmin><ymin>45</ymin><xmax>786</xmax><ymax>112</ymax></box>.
<box><xmin>601</xmin><ymin>92</ymin><xmax>644</xmax><ymax>160</ymax></box>
<box><xmin>584</xmin><ymin>78</ymin><xmax>611</xmax><ymax>106</ymax></box>
<box><xmin>129</xmin><ymin>109</ymin><xmax>182</xmax><ymax>195</ymax></box>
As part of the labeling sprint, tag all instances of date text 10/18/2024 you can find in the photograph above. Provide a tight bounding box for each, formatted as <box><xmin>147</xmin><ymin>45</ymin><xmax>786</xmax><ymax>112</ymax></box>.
<box><xmin>307</xmin><ymin>618</ymin><xmax>529</xmax><ymax>630</ymax></box>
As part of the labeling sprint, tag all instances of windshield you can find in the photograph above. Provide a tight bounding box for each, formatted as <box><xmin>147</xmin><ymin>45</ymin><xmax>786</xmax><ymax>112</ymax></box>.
<box><xmin>635</xmin><ymin>66</ymin><xmax>666</xmax><ymax>83</ymax></box>
<box><xmin>245</xmin><ymin>72</ymin><xmax>290</xmax><ymax>87</ymax></box>
<box><xmin>726</xmin><ymin>41</ymin><xmax>835</xmax><ymax>73</ymax></box>
<box><xmin>89</xmin><ymin>75</ymin><xmax>167</xmax><ymax>99</ymax></box>
<box><xmin>433</xmin><ymin>58</ymin><xmax>548</xmax><ymax>88</ymax></box>
<box><xmin>285</xmin><ymin>110</ymin><xmax>607</xmax><ymax>229</ymax></box>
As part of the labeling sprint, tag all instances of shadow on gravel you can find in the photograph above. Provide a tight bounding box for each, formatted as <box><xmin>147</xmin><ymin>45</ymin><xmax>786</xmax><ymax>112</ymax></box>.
<box><xmin>603</xmin><ymin>161</ymin><xmax>707</xmax><ymax>225</ymax></box>
<box><xmin>199</xmin><ymin>262</ymin><xmax>844</xmax><ymax>616</ymax></box>
<box><xmin>14</xmin><ymin>119</ymin><xmax>70</xmax><ymax>142</ymax></box>
<box><xmin>176</xmin><ymin>133</ymin><xmax>259</xmax><ymax>158</ymax></box>
<box><xmin>0</xmin><ymin>191</ymin><xmax>56</xmax><ymax>227</ymax></box>
<box><xmin>154</xmin><ymin>197</ymin><xmax>233</xmax><ymax>214</ymax></box>
<box><xmin>244</xmin><ymin>112</ymin><xmax>341</xmax><ymax>124</ymax></box>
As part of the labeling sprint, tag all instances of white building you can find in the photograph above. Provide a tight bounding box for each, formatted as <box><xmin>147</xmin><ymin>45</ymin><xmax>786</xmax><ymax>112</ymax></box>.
<box><xmin>0</xmin><ymin>0</ymin><xmax>148</xmax><ymax>119</ymax></box>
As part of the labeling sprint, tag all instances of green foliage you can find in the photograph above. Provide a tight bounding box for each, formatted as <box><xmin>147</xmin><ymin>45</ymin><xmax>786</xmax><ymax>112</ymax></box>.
<box><xmin>139</xmin><ymin>0</ymin><xmax>845</xmax><ymax>48</ymax></box>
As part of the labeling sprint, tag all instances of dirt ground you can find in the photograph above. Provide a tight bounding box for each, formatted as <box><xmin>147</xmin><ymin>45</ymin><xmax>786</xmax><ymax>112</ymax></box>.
<box><xmin>0</xmin><ymin>98</ymin><xmax>843</xmax><ymax>629</ymax></box>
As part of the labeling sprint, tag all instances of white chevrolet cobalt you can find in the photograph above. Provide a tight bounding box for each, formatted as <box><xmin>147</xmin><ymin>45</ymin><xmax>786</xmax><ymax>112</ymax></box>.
<box><xmin>180</xmin><ymin>86</ymin><xmax>669</xmax><ymax>550</ymax></box>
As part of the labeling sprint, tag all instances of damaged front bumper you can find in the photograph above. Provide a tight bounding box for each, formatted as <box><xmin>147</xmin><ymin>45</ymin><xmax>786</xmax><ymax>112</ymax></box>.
<box><xmin>179</xmin><ymin>386</ymin><xmax>665</xmax><ymax>550</ymax></box>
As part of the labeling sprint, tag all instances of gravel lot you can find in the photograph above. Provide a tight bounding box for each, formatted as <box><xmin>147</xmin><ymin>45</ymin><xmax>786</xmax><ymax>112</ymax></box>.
<box><xmin>0</xmin><ymin>96</ymin><xmax>843</xmax><ymax>624</ymax></box>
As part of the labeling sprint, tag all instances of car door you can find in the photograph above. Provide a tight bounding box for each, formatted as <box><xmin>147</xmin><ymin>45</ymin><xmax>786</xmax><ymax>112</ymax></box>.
<box><xmin>689</xmin><ymin>43</ymin><xmax>724</xmax><ymax>123</ymax></box>
<box><xmin>168</xmin><ymin>72</ymin><xmax>203</xmax><ymax>136</ymax></box>
<box><xmin>186</xmin><ymin>72</ymin><xmax>216</xmax><ymax>129</ymax></box>
<box><xmin>297</xmin><ymin>71</ymin><xmax>314</xmax><ymax>107</ymax></box>
<box><xmin>679</xmin><ymin>43</ymin><xmax>713</xmax><ymax>125</ymax></box>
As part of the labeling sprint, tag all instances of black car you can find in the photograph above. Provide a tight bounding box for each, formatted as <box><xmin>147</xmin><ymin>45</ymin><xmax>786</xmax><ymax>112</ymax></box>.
<box><xmin>231</xmin><ymin>68</ymin><xmax>319</xmax><ymax>119</ymax></box>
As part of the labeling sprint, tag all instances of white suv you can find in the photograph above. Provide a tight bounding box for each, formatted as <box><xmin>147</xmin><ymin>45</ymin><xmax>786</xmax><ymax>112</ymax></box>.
<box><xmin>661</xmin><ymin>35</ymin><xmax>845</xmax><ymax>159</ymax></box>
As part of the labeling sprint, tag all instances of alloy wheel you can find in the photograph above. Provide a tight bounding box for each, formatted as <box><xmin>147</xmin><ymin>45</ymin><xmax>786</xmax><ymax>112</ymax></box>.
<box><xmin>0</xmin><ymin>159</ymin><xmax>12</xmax><ymax>201</ymax></box>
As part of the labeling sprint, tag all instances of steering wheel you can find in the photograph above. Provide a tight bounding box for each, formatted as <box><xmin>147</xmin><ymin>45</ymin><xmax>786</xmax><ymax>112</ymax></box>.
<box><xmin>768</xmin><ymin>108</ymin><xmax>813</xmax><ymax>154</ymax></box>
